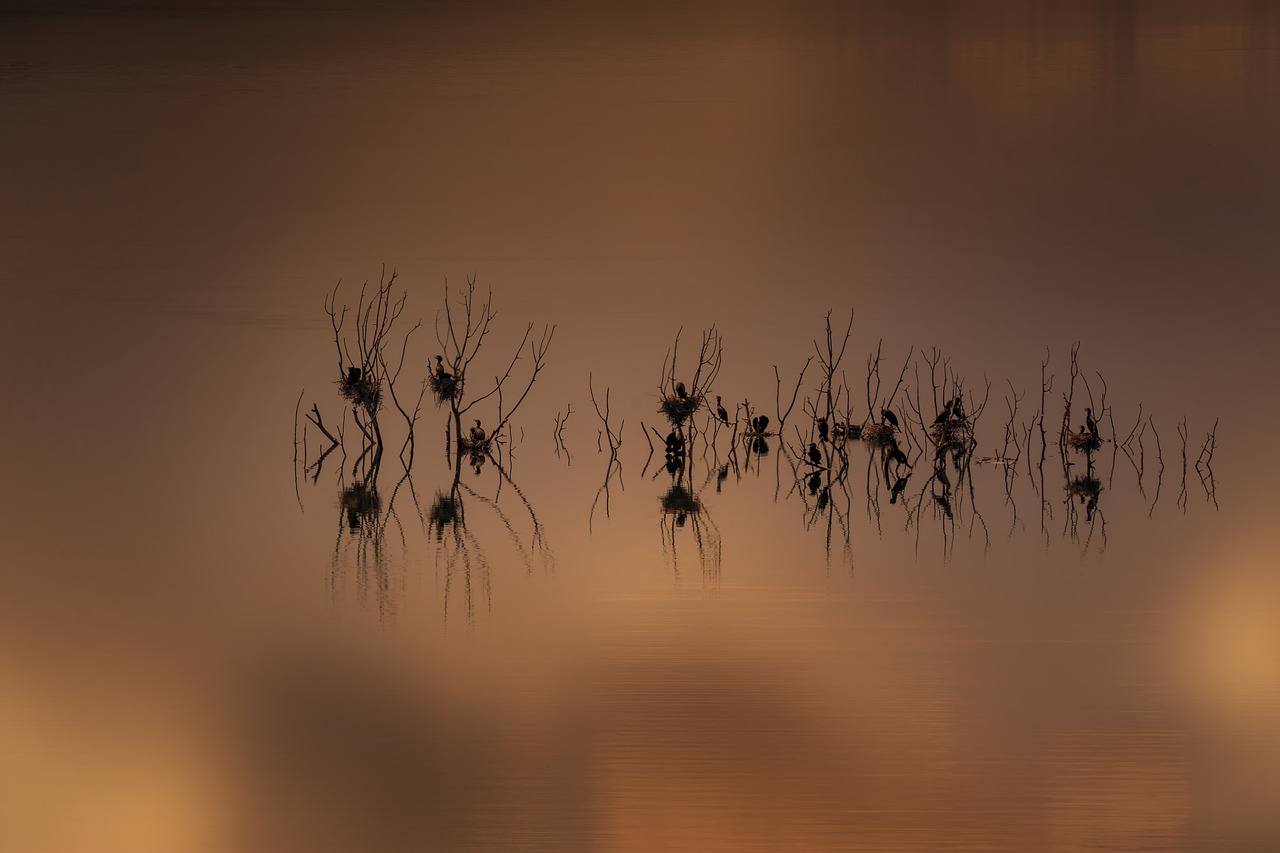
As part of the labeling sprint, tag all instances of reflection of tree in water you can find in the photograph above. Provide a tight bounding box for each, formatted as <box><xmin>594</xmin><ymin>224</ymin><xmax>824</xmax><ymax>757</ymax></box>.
<box><xmin>647</xmin><ymin>452</ymin><xmax>722</xmax><ymax>586</ymax></box>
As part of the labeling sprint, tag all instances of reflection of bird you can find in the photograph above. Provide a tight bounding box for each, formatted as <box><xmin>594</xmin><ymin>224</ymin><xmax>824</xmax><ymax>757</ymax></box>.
<box><xmin>675</xmin><ymin>381</ymin><xmax>687</xmax><ymax>399</ymax></box>
<box><xmin>887</xmin><ymin>443</ymin><xmax>910</xmax><ymax>470</ymax></box>
<box><xmin>347</xmin><ymin>366</ymin><xmax>361</xmax><ymax>383</ymax></box>
<box><xmin>807</xmin><ymin>443</ymin><xmax>821</xmax><ymax>466</ymax></box>
<box><xmin>665</xmin><ymin>430</ymin><xmax>684</xmax><ymax>455</ymax></box>
<box><xmin>935</xmin><ymin>463</ymin><xmax>950</xmax><ymax>489</ymax></box>
<box><xmin>717</xmin><ymin>464</ymin><xmax>730</xmax><ymax>491</ymax></box>
<box><xmin>470</xmin><ymin>419</ymin><xmax>486</xmax><ymax>443</ymax></box>
<box><xmin>889</xmin><ymin>473</ymin><xmax>910</xmax><ymax>504</ymax></box>
<box><xmin>817</xmin><ymin>417</ymin><xmax>829</xmax><ymax>442</ymax></box>
<box><xmin>932</xmin><ymin>400</ymin><xmax>953</xmax><ymax>425</ymax></box>
<box><xmin>716</xmin><ymin>396</ymin><xmax>729</xmax><ymax>426</ymax></box>
<box><xmin>816</xmin><ymin>487</ymin><xmax>829</xmax><ymax>512</ymax></box>
<box><xmin>881</xmin><ymin>408</ymin><xmax>899</xmax><ymax>429</ymax></box>
<box><xmin>1085</xmin><ymin>407</ymin><xmax>1099</xmax><ymax>436</ymax></box>
<box><xmin>808</xmin><ymin>472</ymin><xmax>821</xmax><ymax>494</ymax></box>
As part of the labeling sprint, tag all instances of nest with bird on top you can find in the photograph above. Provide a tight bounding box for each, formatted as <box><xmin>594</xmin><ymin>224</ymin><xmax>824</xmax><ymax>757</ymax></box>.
<box><xmin>337</xmin><ymin>368</ymin><xmax>382</xmax><ymax>416</ymax></box>
<box><xmin>659</xmin><ymin>392</ymin><xmax>704</xmax><ymax>428</ymax></box>
<box><xmin>1066</xmin><ymin>430</ymin><xmax>1103</xmax><ymax>452</ymax></box>
<box><xmin>860</xmin><ymin>422</ymin><xmax>897</xmax><ymax>446</ymax></box>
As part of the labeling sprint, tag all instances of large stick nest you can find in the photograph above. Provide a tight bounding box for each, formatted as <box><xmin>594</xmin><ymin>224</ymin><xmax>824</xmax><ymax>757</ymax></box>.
<box><xmin>428</xmin><ymin>370</ymin><xmax>461</xmax><ymax>406</ymax></box>
<box><xmin>659</xmin><ymin>392</ymin><xmax>704</xmax><ymax>427</ymax></box>
<box><xmin>1066</xmin><ymin>431</ymin><xmax>1103</xmax><ymax>452</ymax></box>
<box><xmin>338</xmin><ymin>372</ymin><xmax>382</xmax><ymax>415</ymax></box>
<box><xmin>860</xmin><ymin>422</ymin><xmax>897</xmax><ymax>446</ymax></box>
<box><xmin>928</xmin><ymin>418</ymin><xmax>972</xmax><ymax>450</ymax></box>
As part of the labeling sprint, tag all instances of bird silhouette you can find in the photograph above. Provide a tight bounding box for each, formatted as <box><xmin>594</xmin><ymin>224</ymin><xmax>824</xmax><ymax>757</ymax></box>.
<box><xmin>470</xmin><ymin>419</ymin><xmax>486</xmax><ymax>443</ymax></box>
<box><xmin>889</xmin><ymin>473</ymin><xmax>910</xmax><ymax>504</ymax></box>
<box><xmin>808</xmin><ymin>472</ymin><xmax>821</xmax><ymax>494</ymax></box>
<box><xmin>807</xmin><ymin>443</ymin><xmax>822</xmax><ymax>466</ymax></box>
<box><xmin>817</xmin><ymin>417</ymin><xmax>829</xmax><ymax>442</ymax></box>
<box><xmin>881</xmin><ymin>408</ymin><xmax>899</xmax><ymax>429</ymax></box>
<box><xmin>347</xmin><ymin>366</ymin><xmax>361</xmax><ymax>383</ymax></box>
<box><xmin>716</xmin><ymin>395</ymin><xmax>729</xmax><ymax>426</ymax></box>
<box><xmin>887</xmin><ymin>443</ymin><xmax>910</xmax><ymax>470</ymax></box>
<box><xmin>1085</xmin><ymin>407</ymin><xmax>1099</xmax><ymax>437</ymax></box>
<box><xmin>665</xmin><ymin>430</ymin><xmax>684</xmax><ymax>455</ymax></box>
<box><xmin>816</xmin><ymin>487</ymin><xmax>829</xmax><ymax>512</ymax></box>
<box><xmin>952</xmin><ymin>395</ymin><xmax>965</xmax><ymax>421</ymax></box>
<box><xmin>932</xmin><ymin>400</ymin><xmax>953</xmax><ymax>425</ymax></box>
<box><xmin>756</xmin><ymin>415</ymin><xmax>770</xmax><ymax>434</ymax></box>
<box><xmin>675</xmin><ymin>381</ymin><xmax>687</xmax><ymax>399</ymax></box>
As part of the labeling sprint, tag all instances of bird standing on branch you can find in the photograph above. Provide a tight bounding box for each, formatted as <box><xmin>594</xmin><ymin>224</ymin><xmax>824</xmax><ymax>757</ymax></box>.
<box><xmin>716</xmin><ymin>396</ymin><xmax>729</xmax><ymax>426</ymax></box>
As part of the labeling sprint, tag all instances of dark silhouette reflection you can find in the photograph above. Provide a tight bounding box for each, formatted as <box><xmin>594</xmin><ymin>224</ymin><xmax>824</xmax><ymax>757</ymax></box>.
<box><xmin>647</xmin><ymin>451</ymin><xmax>721</xmax><ymax>585</ymax></box>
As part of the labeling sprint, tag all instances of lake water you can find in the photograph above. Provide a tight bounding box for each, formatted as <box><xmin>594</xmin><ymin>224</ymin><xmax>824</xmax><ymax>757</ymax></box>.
<box><xmin>2</xmin><ymin>2</ymin><xmax>1279</xmax><ymax>851</ymax></box>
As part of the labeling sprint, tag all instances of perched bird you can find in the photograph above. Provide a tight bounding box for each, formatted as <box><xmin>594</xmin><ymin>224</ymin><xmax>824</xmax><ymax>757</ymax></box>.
<box><xmin>751</xmin><ymin>416</ymin><xmax>761</xmax><ymax>433</ymax></box>
<box><xmin>807</xmin><ymin>442</ymin><xmax>822</xmax><ymax>466</ymax></box>
<box><xmin>756</xmin><ymin>415</ymin><xmax>770</xmax><ymax>434</ymax></box>
<box><xmin>952</xmin><ymin>396</ymin><xmax>966</xmax><ymax>421</ymax></box>
<box><xmin>470</xmin><ymin>419</ymin><xmax>486</xmax><ymax>443</ymax></box>
<box><xmin>434</xmin><ymin>355</ymin><xmax>451</xmax><ymax>379</ymax></box>
<box><xmin>932</xmin><ymin>400</ymin><xmax>954</xmax><ymax>425</ymax></box>
<box><xmin>347</xmin><ymin>366</ymin><xmax>361</xmax><ymax>383</ymax></box>
<box><xmin>817</xmin><ymin>417</ymin><xmax>829</xmax><ymax>442</ymax></box>
<box><xmin>881</xmin><ymin>408</ymin><xmax>899</xmax><ymax>430</ymax></box>
<box><xmin>675</xmin><ymin>381</ymin><xmax>688</xmax><ymax>399</ymax></box>
<box><xmin>1085</xmin><ymin>407</ymin><xmax>1099</xmax><ymax>437</ymax></box>
<box><xmin>716</xmin><ymin>395</ymin><xmax>729</xmax><ymax>426</ymax></box>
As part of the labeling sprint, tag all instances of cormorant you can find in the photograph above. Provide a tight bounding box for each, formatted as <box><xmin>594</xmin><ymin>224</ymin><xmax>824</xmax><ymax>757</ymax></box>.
<box><xmin>817</xmin><ymin>417</ymin><xmax>829</xmax><ymax>442</ymax></box>
<box><xmin>881</xmin><ymin>408</ymin><xmax>899</xmax><ymax>430</ymax></box>
<box><xmin>952</xmin><ymin>396</ymin><xmax>965</xmax><ymax>421</ymax></box>
<box><xmin>1085</xmin><ymin>407</ymin><xmax>1099</xmax><ymax>436</ymax></box>
<box><xmin>675</xmin><ymin>381</ymin><xmax>687</xmax><ymax>399</ymax></box>
<box><xmin>932</xmin><ymin>400</ymin><xmax>953</xmax><ymax>425</ymax></box>
<box><xmin>756</xmin><ymin>415</ymin><xmax>769</xmax><ymax>434</ymax></box>
<box><xmin>470</xmin><ymin>419</ymin><xmax>486</xmax><ymax>443</ymax></box>
<box><xmin>347</xmin><ymin>366</ymin><xmax>361</xmax><ymax>384</ymax></box>
<box><xmin>716</xmin><ymin>395</ymin><xmax>729</xmax><ymax>426</ymax></box>
<box><xmin>807</xmin><ymin>443</ymin><xmax>821</xmax><ymax>466</ymax></box>
<box><xmin>751</xmin><ymin>416</ymin><xmax>761</xmax><ymax>433</ymax></box>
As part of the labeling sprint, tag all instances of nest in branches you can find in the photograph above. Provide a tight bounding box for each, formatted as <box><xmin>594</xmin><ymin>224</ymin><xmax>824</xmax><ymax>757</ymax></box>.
<box><xmin>860</xmin><ymin>422</ymin><xmax>897</xmax><ymax>446</ymax></box>
<box><xmin>1067</xmin><ymin>475</ymin><xmax>1103</xmax><ymax>499</ymax></box>
<box><xmin>458</xmin><ymin>436</ymin><xmax>491</xmax><ymax>454</ymax></box>
<box><xmin>659</xmin><ymin>392</ymin><xmax>704</xmax><ymax>428</ymax></box>
<box><xmin>340</xmin><ymin>482</ymin><xmax>381</xmax><ymax>529</ymax></box>
<box><xmin>427</xmin><ymin>370</ymin><xmax>460</xmax><ymax>406</ymax></box>
<box><xmin>338</xmin><ymin>372</ymin><xmax>382</xmax><ymax>415</ymax></box>
<box><xmin>661</xmin><ymin>484</ymin><xmax>702</xmax><ymax>515</ymax></box>
<box><xmin>929</xmin><ymin>419</ymin><xmax>972</xmax><ymax>450</ymax></box>
<box><xmin>1067</xmin><ymin>431</ymin><xmax>1103</xmax><ymax>452</ymax></box>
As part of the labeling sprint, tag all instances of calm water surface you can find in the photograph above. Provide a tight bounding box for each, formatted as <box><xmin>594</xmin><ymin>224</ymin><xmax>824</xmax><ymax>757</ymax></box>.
<box><xmin>2</xmin><ymin>3</ymin><xmax>1279</xmax><ymax>851</ymax></box>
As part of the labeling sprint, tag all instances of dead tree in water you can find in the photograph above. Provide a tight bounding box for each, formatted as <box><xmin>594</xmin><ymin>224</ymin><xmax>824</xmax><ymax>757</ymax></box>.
<box><xmin>656</xmin><ymin>326</ymin><xmax>723</xmax><ymax>448</ymax></box>
<box><xmin>323</xmin><ymin>267</ymin><xmax>421</xmax><ymax>473</ymax></box>
<box><xmin>433</xmin><ymin>275</ymin><xmax>555</xmax><ymax>456</ymax></box>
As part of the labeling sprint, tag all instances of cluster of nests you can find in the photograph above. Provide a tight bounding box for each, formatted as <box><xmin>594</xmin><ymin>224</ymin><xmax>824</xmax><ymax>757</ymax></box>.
<box><xmin>337</xmin><ymin>366</ymin><xmax>382</xmax><ymax>415</ymax></box>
